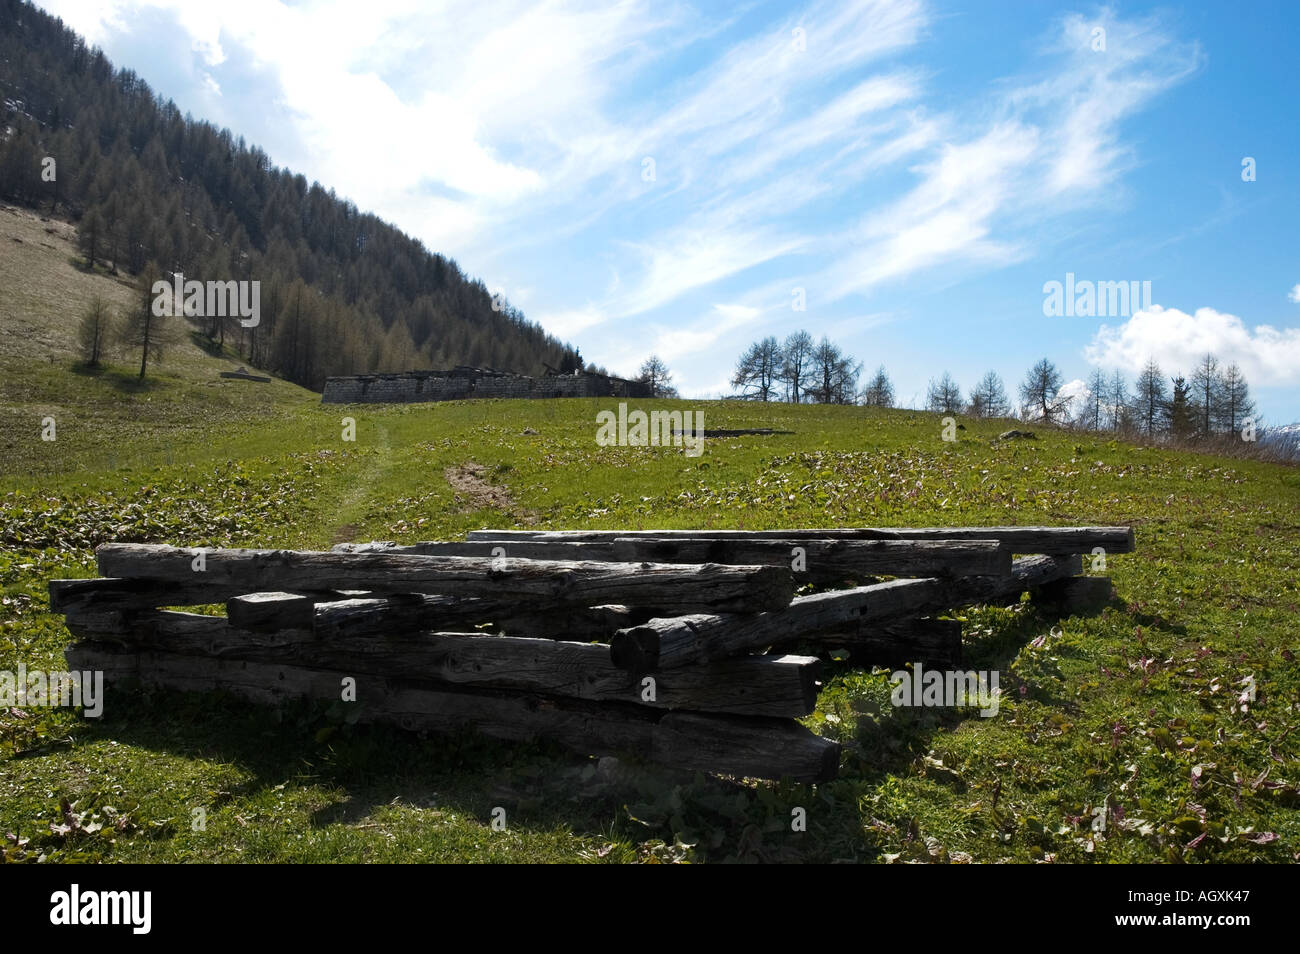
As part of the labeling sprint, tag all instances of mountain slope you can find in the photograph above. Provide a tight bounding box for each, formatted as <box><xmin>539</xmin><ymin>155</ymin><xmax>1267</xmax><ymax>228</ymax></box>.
<box><xmin>0</xmin><ymin>0</ymin><xmax>582</xmax><ymax>390</ymax></box>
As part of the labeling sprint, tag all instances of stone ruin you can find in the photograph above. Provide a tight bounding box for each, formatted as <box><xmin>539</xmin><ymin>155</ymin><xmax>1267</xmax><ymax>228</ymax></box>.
<box><xmin>320</xmin><ymin>365</ymin><xmax>653</xmax><ymax>404</ymax></box>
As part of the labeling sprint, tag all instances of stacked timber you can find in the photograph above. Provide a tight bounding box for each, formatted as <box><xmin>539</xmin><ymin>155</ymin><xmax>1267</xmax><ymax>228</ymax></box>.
<box><xmin>51</xmin><ymin>526</ymin><xmax>1133</xmax><ymax>782</ymax></box>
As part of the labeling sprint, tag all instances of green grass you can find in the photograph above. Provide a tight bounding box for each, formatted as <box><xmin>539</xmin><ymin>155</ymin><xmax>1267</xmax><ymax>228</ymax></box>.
<box><xmin>1</xmin><ymin>205</ymin><xmax>1297</xmax><ymax>863</ymax></box>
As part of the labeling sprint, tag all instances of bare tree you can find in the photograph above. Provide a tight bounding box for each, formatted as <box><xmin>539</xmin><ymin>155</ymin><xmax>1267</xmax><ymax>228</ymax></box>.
<box><xmin>926</xmin><ymin>372</ymin><xmax>963</xmax><ymax>414</ymax></box>
<box><xmin>1216</xmin><ymin>363</ymin><xmax>1255</xmax><ymax>435</ymax></box>
<box><xmin>637</xmin><ymin>354</ymin><xmax>675</xmax><ymax>398</ymax></box>
<box><xmin>780</xmin><ymin>330</ymin><xmax>813</xmax><ymax>403</ymax></box>
<box><xmin>1080</xmin><ymin>369</ymin><xmax>1107</xmax><ymax>430</ymax></box>
<box><xmin>1133</xmin><ymin>358</ymin><xmax>1167</xmax><ymax>438</ymax></box>
<box><xmin>1019</xmin><ymin>358</ymin><xmax>1071</xmax><ymax>425</ymax></box>
<box><xmin>967</xmin><ymin>370</ymin><xmax>1010</xmax><ymax>419</ymax></box>
<box><xmin>860</xmin><ymin>365</ymin><xmax>894</xmax><ymax>407</ymax></box>
<box><xmin>117</xmin><ymin>261</ymin><xmax>173</xmax><ymax>379</ymax></box>
<box><xmin>77</xmin><ymin>297</ymin><xmax>112</xmax><ymax>366</ymax></box>
<box><xmin>1106</xmin><ymin>369</ymin><xmax>1130</xmax><ymax>433</ymax></box>
<box><xmin>805</xmin><ymin>336</ymin><xmax>860</xmax><ymax>404</ymax></box>
<box><xmin>731</xmin><ymin>336</ymin><xmax>783</xmax><ymax>401</ymax></box>
<box><xmin>1190</xmin><ymin>353</ymin><xmax>1220</xmax><ymax>437</ymax></box>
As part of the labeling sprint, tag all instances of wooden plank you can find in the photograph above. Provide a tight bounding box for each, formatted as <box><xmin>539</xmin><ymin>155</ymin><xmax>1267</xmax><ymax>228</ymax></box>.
<box><xmin>340</xmin><ymin>537</ymin><xmax>1010</xmax><ymax>581</ymax></box>
<box><xmin>95</xmin><ymin>543</ymin><xmax>796</xmax><ymax>614</ymax></box>
<box><xmin>466</xmin><ymin>525</ymin><xmax>1136</xmax><ymax>554</ymax></box>
<box><xmin>610</xmin><ymin>553</ymin><xmax>1086</xmax><ymax>672</ymax></box>
<box><xmin>65</xmin><ymin>644</ymin><xmax>839</xmax><ymax>781</ymax></box>
<box><xmin>65</xmin><ymin>611</ymin><xmax>822</xmax><ymax>717</ymax></box>
<box><xmin>312</xmin><ymin>595</ymin><xmax>639</xmax><ymax>641</ymax></box>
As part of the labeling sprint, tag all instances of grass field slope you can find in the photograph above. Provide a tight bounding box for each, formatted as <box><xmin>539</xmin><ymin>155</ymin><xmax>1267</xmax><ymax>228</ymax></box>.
<box><xmin>1</xmin><ymin>208</ymin><xmax>1297</xmax><ymax>862</ymax></box>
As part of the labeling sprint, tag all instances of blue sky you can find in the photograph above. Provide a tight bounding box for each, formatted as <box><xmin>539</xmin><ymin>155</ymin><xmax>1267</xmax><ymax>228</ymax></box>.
<box><xmin>39</xmin><ymin>0</ymin><xmax>1300</xmax><ymax>422</ymax></box>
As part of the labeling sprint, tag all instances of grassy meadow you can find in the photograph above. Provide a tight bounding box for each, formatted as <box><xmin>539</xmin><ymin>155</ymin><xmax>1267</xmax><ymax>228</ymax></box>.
<box><xmin>1</xmin><ymin>205</ymin><xmax>1297</xmax><ymax>863</ymax></box>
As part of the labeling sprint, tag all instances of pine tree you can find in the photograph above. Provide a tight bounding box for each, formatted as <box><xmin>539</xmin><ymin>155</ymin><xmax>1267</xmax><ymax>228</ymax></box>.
<box><xmin>1168</xmin><ymin>375</ymin><xmax>1195</xmax><ymax>440</ymax></box>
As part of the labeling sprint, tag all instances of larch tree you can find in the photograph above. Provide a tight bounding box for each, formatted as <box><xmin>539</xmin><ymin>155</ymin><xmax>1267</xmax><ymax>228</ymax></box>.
<box><xmin>732</xmin><ymin>337</ymin><xmax>783</xmax><ymax>401</ymax></box>
<box><xmin>1133</xmin><ymin>359</ymin><xmax>1167</xmax><ymax>438</ymax></box>
<box><xmin>926</xmin><ymin>372</ymin><xmax>963</xmax><ymax>414</ymax></box>
<box><xmin>77</xmin><ymin>296</ymin><xmax>112</xmax><ymax>366</ymax></box>
<box><xmin>860</xmin><ymin>365</ymin><xmax>895</xmax><ymax>407</ymax></box>
<box><xmin>1019</xmin><ymin>358</ymin><xmax>1071</xmax><ymax>425</ymax></box>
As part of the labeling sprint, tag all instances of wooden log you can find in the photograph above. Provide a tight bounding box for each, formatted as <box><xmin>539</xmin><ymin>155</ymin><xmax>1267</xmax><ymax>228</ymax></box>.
<box><xmin>49</xmin><ymin>577</ymin><xmax>238</xmax><ymax>613</ymax></box>
<box><xmin>610</xmin><ymin>554</ymin><xmax>1086</xmax><ymax>672</ymax></box>
<box><xmin>341</xmin><ymin>537</ymin><xmax>1010</xmax><ymax>581</ymax></box>
<box><xmin>1034</xmin><ymin>575</ymin><xmax>1116</xmax><ymax>613</ymax></box>
<box><xmin>803</xmin><ymin>618</ymin><xmax>964</xmax><ymax>669</ymax></box>
<box><xmin>467</xmin><ymin>525</ymin><xmax>1137</xmax><ymax>554</ymax></box>
<box><xmin>95</xmin><ymin>543</ymin><xmax>796</xmax><ymax>614</ymax></box>
<box><xmin>312</xmin><ymin>594</ymin><xmax>639</xmax><ymax>641</ymax></box>
<box><xmin>954</xmin><ymin>553</ymin><xmax>1082</xmax><ymax>602</ymax></box>
<box><xmin>611</xmin><ymin>577</ymin><xmax>949</xmax><ymax>672</ymax></box>
<box><xmin>227</xmin><ymin>592</ymin><xmax>337</xmax><ymax>632</ymax></box>
<box><xmin>64</xmin><ymin>644</ymin><xmax>839</xmax><ymax>781</ymax></box>
<box><xmin>65</xmin><ymin>611</ymin><xmax>822</xmax><ymax>717</ymax></box>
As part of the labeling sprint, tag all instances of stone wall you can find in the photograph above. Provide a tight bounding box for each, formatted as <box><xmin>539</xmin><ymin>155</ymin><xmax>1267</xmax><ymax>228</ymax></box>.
<box><xmin>321</xmin><ymin>369</ymin><xmax>653</xmax><ymax>404</ymax></box>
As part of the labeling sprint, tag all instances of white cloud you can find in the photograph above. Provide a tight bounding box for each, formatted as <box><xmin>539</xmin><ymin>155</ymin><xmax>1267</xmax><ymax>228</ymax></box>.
<box><xmin>1084</xmin><ymin>305</ymin><xmax>1300</xmax><ymax>385</ymax></box>
<box><xmin>1289</xmin><ymin>284</ymin><xmax>1300</xmax><ymax>304</ymax></box>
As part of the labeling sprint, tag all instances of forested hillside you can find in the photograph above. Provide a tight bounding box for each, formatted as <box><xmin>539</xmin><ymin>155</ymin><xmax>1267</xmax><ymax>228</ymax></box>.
<box><xmin>0</xmin><ymin>0</ymin><xmax>582</xmax><ymax>390</ymax></box>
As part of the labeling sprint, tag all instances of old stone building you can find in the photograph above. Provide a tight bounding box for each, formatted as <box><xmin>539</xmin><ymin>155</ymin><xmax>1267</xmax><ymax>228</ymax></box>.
<box><xmin>320</xmin><ymin>366</ymin><xmax>653</xmax><ymax>404</ymax></box>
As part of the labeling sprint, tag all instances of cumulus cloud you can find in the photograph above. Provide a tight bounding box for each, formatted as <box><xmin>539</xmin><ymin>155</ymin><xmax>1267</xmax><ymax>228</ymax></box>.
<box><xmin>1084</xmin><ymin>305</ymin><xmax>1300</xmax><ymax>385</ymax></box>
<box><xmin>1289</xmin><ymin>284</ymin><xmax>1300</xmax><ymax>304</ymax></box>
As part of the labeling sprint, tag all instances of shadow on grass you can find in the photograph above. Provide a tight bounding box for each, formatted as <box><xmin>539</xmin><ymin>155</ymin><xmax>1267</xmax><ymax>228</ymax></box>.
<box><xmin>67</xmin><ymin>361</ymin><xmax>163</xmax><ymax>394</ymax></box>
<box><xmin>56</xmin><ymin>594</ymin><xmax>1117</xmax><ymax>863</ymax></box>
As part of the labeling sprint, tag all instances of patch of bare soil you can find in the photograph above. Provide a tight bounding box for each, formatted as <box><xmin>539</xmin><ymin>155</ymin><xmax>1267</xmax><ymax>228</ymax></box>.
<box><xmin>444</xmin><ymin>462</ymin><xmax>537</xmax><ymax>522</ymax></box>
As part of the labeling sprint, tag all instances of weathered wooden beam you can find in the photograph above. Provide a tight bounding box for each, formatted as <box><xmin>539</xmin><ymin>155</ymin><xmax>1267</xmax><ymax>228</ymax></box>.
<box><xmin>65</xmin><ymin>644</ymin><xmax>839</xmax><ymax>781</ymax></box>
<box><xmin>311</xmin><ymin>594</ymin><xmax>639</xmax><ymax>641</ymax></box>
<box><xmin>65</xmin><ymin>611</ymin><xmax>822</xmax><ymax>717</ymax></box>
<box><xmin>467</xmin><ymin>526</ymin><xmax>1136</xmax><ymax>554</ymax></box>
<box><xmin>610</xmin><ymin>553</ymin><xmax>1087</xmax><ymax>672</ymax></box>
<box><xmin>1034</xmin><ymin>575</ymin><xmax>1116</xmax><ymax>613</ymax></box>
<box><xmin>341</xmin><ymin>537</ymin><xmax>1009</xmax><ymax>581</ymax></box>
<box><xmin>227</xmin><ymin>591</ymin><xmax>343</xmax><ymax>632</ymax></box>
<box><xmin>95</xmin><ymin>543</ymin><xmax>796</xmax><ymax>614</ymax></box>
<box><xmin>954</xmin><ymin>553</ymin><xmax>1083</xmax><ymax>603</ymax></box>
<box><xmin>49</xmin><ymin>577</ymin><xmax>237</xmax><ymax>613</ymax></box>
<box><xmin>611</xmin><ymin>577</ymin><xmax>950</xmax><ymax>672</ymax></box>
<box><xmin>795</xmin><ymin>618</ymin><xmax>964</xmax><ymax>669</ymax></box>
